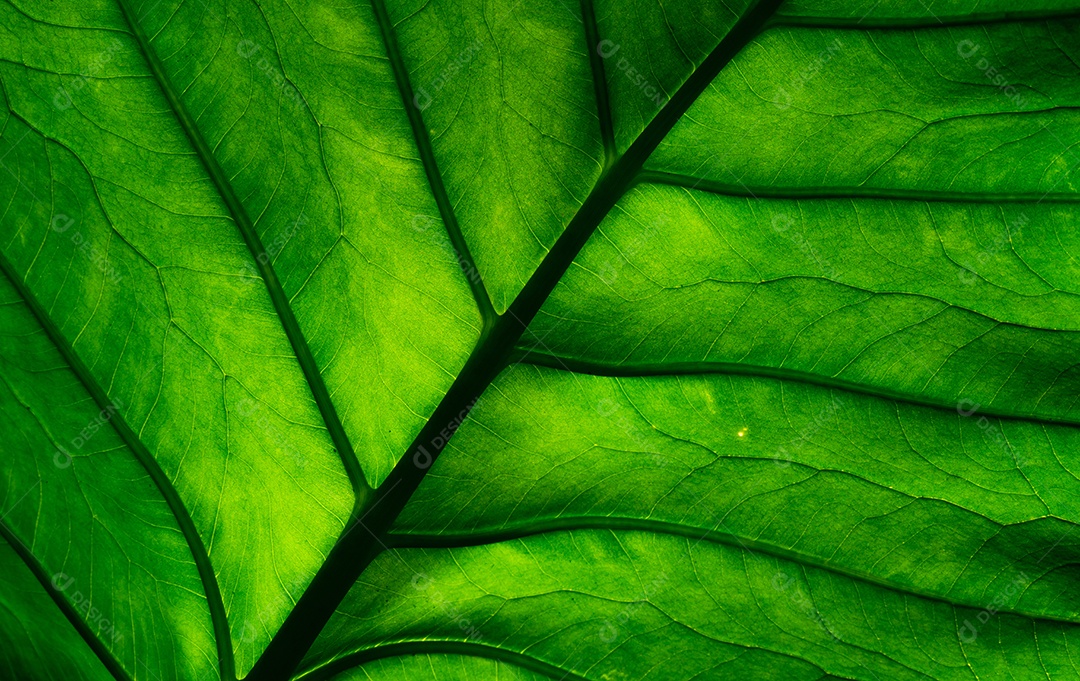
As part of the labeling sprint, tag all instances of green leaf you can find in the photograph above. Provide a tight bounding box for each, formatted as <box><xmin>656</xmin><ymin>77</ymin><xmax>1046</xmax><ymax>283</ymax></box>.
<box><xmin>0</xmin><ymin>534</ymin><xmax>115</xmax><ymax>681</ymax></box>
<box><xmin>2</xmin><ymin>0</ymin><xmax>1079</xmax><ymax>680</ymax></box>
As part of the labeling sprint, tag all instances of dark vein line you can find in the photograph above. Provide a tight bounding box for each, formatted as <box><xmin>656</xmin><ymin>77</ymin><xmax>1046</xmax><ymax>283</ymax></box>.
<box><xmin>638</xmin><ymin>170</ymin><xmax>1080</xmax><ymax>204</ymax></box>
<box><xmin>767</xmin><ymin>8</ymin><xmax>1080</xmax><ymax>30</ymax></box>
<box><xmin>0</xmin><ymin>251</ymin><xmax>234</xmax><ymax>681</ymax></box>
<box><xmin>369</xmin><ymin>0</ymin><xmax>497</xmax><ymax>328</ymax></box>
<box><xmin>581</xmin><ymin>0</ymin><xmax>616</xmax><ymax>167</ymax></box>
<box><xmin>511</xmin><ymin>349</ymin><xmax>1080</xmax><ymax>429</ymax></box>
<box><xmin>385</xmin><ymin>517</ymin><xmax>1080</xmax><ymax>626</ymax></box>
<box><xmin>297</xmin><ymin>641</ymin><xmax>587</xmax><ymax>681</ymax></box>
<box><xmin>0</xmin><ymin>526</ymin><xmax>133</xmax><ymax>681</ymax></box>
<box><xmin>113</xmin><ymin>0</ymin><xmax>372</xmax><ymax>503</ymax></box>
<box><xmin>247</xmin><ymin>1</ymin><xmax>787</xmax><ymax>678</ymax></box>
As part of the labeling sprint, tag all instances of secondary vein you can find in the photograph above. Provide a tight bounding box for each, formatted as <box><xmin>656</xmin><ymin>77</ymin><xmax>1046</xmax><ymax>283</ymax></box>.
<box><xmin>296</xmin><ymin>641</ymin><xmax>588</xmax><ymax>681</ymax></box>
<box><xmin>0</xmin><ymin>250</ymin><xmax>234</xmax><ymax>681</ymax></box>
<box><xmin>581</xmin><ymin>0</ymin><xmax>617</xmax><ymax>168</ymax></box>
<box><xmin>511</xmin><ymin>349</ymin><xmax>1080</xmax><ymax>429</ymax></box>
<box><xmin>638</xmin><ymin>169</ymin><xmax>1080</xmax><ymax>204</ymax></box>
<box><xmin>369</xmin><ymin>0</ymin><xmax>498</xmax><ymax>329</ymax></box>
<box><xmin>112</xmin><ymin>0</ymin><xmax>371</xmax><ymax>503</ymax></box>
<box><xmin>0</xmin><ymin>521</ymin><xmax>135</xmax><ymax>681</ymax></box>
<box><xmin>386</xmin><ymin>517</ymin><xmax>1080</xmax><ymax>627</ymax></box>
<box><xmin>766</xmin><ymin>8</ymin><xmax>1080</xmax><ymax>30</ymax></box>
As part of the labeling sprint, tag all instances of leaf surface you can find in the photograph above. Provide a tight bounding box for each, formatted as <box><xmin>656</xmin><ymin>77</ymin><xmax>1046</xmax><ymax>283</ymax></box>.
<box><xmin>2</xmin><ymin>1</ymin><xmax>1080</xmax><ymax>680</ymax></box>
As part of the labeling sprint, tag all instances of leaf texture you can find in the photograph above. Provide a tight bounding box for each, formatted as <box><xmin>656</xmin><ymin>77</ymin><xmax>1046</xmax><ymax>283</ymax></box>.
<box><xmin>2</xmin><ymin>0</ymin><xmax>1080</xmax><ymax>680</ymax></box>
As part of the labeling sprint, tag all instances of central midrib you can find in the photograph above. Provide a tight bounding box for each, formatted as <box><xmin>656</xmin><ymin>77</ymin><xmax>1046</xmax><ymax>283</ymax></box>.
<box><xmin>94</xmin><ymin>0</ymin><xmax>787</xmax><ymax>677</ymax></box>
<box><xmin>247</xmin><ymin>0</ymin><xmax>789</xmax><ymax>679</ymax></box>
